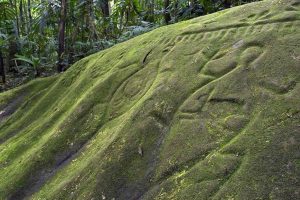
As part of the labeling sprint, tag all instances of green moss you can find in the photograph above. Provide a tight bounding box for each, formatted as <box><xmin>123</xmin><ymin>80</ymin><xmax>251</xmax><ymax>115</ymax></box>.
<box><xmin>0</xmin><ymin>0</ymin><xmax>299</xmax><ymax>199</ymax></box>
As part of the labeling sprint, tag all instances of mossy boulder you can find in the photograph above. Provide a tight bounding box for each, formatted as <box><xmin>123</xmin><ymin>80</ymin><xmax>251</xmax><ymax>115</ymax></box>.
<box><xmin>0</xmin><ymin>0</ymin><xmax>299</xmax><ymax>199</ymax></box>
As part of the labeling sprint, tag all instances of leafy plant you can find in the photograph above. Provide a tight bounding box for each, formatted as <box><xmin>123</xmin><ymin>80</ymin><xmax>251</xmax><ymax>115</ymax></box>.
<box><xmin>14</xmin><ymin>54</ymin><xmax>41</xmax><ymax>77</ymax></box>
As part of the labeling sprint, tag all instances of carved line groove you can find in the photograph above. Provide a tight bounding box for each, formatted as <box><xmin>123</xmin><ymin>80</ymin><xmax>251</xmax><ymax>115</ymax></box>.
<box><xmin>159</xmin><ymin>20</ymin><xmax>299</xmax><ymax>46</ymax></box>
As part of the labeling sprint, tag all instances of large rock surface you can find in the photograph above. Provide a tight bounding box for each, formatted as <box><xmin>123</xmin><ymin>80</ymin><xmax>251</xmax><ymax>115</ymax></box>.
<box><xmin>0</xmin><ymin>0</ymin><xmax>299</xmax><ymax>199</ymax></box>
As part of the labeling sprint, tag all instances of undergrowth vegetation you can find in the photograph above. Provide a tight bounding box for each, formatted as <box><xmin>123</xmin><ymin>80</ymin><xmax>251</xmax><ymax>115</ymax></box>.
<box><xmin>0</xmin><ymin>0</ymin><xmax>260</xmax><ymax>90</ymax></box>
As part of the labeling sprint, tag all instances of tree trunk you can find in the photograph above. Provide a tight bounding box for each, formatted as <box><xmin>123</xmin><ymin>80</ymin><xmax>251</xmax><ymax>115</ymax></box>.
<box><xmin>19</xmin><ymin>0</ymin><xmax>24</xmax><ymax>27</ymax></box>
<box><xmin>57</xmin><ymin>0</ymin><xmax>67</xmax><ymax>72</ymax></box>
<box><xmin>224</xmin><ymin>0</ymin><xmax>231</xmax><ymax>8</ymax></box>
<box><xmin>0</xmin><ymin>50</ymin><xmax>6</xmax><ymax>84</ymax></box>
<box><xmin>100</xmin><ymin>0</ymin><xmax>110</xmax><ymax>36</ymax></box>
<box><xmin>23</xmin><ymin>0</ymin><xmax>29</xmax><ymax>33</ymax></box>
<box><xmin>100</xmin><ymin>0</ymin><xmax>109</xmax><ymax>17</ymax></box>
<box><xmin>20</xmin><ymin>0</ymin><xmax>29</xmax><ymax>34</ymax></box>
<box><xmin>164</xmin><ymin>0</ymin><xmax>171</xmax><ymax>24</ymax></box>
<box><xmin>6</xmin><ymin>1</ymin><xmax>19</xmax><ymax>74</ymax></box>
<box><xmin>148</xmin><ymin>0</ymin><xmax>155</xmax><ymax>22</ymax></box>
<box><xmin>39</xmin><ymin>0</ymin><xmax>46</xmax><ymax>34</ymax></box>
<box><xmin>173</xmin><ymin>1</ymin><xmax>179</xmax><ymax>22</ymax></box>
<box><xmin>9</xmin><ymin>0</ymin><xmax>20</xmax><ymax>37</ymax></box>
<box><xmin>86</xmin><ymin>0</ymin><xmax>98</xmax><ymax>40</ymax></box>
<box><xmin>27</xmin><ymin>0</ymin><xmax>32</xmax><ymax>28</ymax></box>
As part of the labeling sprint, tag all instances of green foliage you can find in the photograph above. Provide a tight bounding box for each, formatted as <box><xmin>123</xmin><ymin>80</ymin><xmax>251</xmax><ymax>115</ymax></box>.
<box><xmin>14</xmin><ymin>54</ymin><xmax>41</xmax><ymax>76</ymax></box>
<box><xmin>0</xmin><ymin>0</ymin><xmax>261</xmax><ymax>90</ymax></box>
<box><xmin>0</xmin><ymin>1</ymin><xmax>15</xmax><ymax>50</ymax></box>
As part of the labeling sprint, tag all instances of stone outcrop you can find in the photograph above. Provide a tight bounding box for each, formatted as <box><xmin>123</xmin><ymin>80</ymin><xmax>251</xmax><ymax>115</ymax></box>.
<box><xmin>0</xmin><ymin>0</ymin><xmax>299</xmax><ymax>199</ymax></box>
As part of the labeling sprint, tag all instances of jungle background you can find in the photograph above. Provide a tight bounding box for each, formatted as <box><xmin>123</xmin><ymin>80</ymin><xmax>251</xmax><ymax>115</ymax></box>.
<box><xmin>0</xmin><ymin>0</ymin><xmax>259</xmax><ymax>91</ymax></box>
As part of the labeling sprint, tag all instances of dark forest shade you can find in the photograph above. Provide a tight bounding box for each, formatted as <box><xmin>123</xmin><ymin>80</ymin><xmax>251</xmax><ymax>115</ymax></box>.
<box><xmin>57</xmin><ymin>0</ymin><xmax>67</xmax><ymax>72</ymax></box>
<box><xmin>0</xmin><ymin>50</ymin><xmax>5</xmax><ymax>83</ymax></box>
